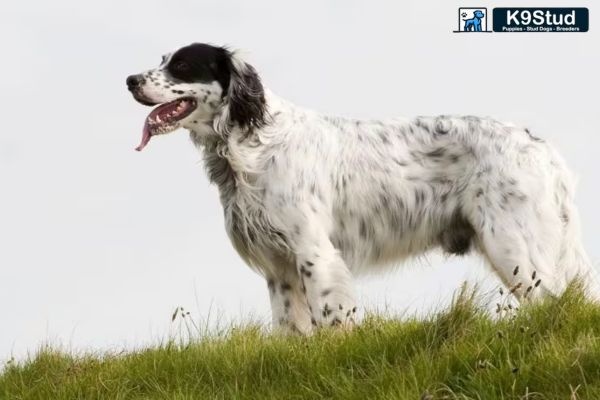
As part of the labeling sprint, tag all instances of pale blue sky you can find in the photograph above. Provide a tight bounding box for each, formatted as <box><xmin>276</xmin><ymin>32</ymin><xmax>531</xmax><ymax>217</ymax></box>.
<box><xmin>1</xmin><ymin>0</ymin><xmax>598</xmax><ymax>360</ymax></box>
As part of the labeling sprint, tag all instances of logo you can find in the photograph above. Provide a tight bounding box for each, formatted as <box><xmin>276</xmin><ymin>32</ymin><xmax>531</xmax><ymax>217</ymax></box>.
<box><xmin>493</xmin><ymin>8</ymin><xmax>588</xmax><ymax>32</ymax></box>
<box><xmin>454</xmin><ymin>7</ymin><xmax>589</xmax><ymax>33</ymax></box>
<box><xmin>454</xmin><ymin>8</ymin><xmax>492</xmax><ymax>32</ymax></box>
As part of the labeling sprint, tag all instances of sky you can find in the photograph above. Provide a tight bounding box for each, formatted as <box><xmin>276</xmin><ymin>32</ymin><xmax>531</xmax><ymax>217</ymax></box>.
<box><xmin>1</xmin><ymin>0</ymin><xmax>599</xmax><ymax>360</ymax></box>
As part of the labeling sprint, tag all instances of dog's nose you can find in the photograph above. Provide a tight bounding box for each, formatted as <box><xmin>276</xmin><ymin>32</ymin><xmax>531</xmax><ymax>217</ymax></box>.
<box><xmin>126</xmin><ymin>74</ymin><xmax>144</xmax><ymax>91</ymax></box>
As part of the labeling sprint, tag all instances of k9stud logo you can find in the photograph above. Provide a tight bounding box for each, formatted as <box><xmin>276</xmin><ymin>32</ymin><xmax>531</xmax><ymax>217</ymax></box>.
<box><xmin>454</xmin><ymin>8</ymin><xmax>492</xmax><ymax>32</ymax></box>
<box><xmin>493</xmin><ymin>8</ymin><xmax>589</xmax><ymax>32</ymax></box>
<box><xmin>454</xmin><ymin>7</ymin><xmax>589</xmax><ymax>33</ymax></box>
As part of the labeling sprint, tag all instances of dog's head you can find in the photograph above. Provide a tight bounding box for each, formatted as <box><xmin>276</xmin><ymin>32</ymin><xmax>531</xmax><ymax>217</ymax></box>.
<box><xmin>126</xmin><ymin>43</ymin><xmax>266</xmax><ymax>151</ymax></box>
<box><xmin>473</xmin><ymin>10</ymin><xmax>485</xmax><ymax>18</ymax></box>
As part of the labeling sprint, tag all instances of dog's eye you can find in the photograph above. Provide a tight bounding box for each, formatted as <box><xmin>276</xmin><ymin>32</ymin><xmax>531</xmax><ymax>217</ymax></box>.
<box><xmin>173</xmin><ymin>61</ymin><xmax>190</xmax><ymax>72</ymax></box>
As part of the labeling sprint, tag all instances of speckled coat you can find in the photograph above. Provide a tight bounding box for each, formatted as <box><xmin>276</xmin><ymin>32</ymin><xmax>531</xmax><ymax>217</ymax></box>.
<box><xmin>128</xmin><ymin>43</ymin><xmax>599</xmax><ymax>334</ymax></box>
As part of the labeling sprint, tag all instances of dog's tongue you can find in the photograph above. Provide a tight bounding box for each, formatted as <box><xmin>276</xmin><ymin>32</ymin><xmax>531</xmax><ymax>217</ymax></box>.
<box><xmin>135</xmin><ymin>120</ymin><xmax>152</xmax><ymax>151</ymax></box>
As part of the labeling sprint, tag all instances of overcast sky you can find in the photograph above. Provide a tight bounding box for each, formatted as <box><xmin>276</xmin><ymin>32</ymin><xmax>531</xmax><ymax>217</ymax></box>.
<box><xmin>1</xmin><ymin>0</ymin><xmax>599</xmax><ymax>360</ymax></box>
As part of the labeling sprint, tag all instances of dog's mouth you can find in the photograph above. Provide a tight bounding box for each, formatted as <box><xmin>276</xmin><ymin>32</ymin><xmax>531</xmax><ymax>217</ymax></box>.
<box><xmin>136</xmin><ymin>97</ymin><xmax>197</xmax><ymax>151</ymax></box>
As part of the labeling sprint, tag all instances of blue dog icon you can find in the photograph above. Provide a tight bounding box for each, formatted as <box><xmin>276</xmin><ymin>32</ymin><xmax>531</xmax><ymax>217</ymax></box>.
<box><xmin>463</xmin><ymin>10</ymin><xmax>485</xmax><ymax>31</ymax></box>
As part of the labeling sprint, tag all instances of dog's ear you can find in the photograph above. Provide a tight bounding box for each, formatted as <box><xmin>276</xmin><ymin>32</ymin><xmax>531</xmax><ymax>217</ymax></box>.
<box><xmin>215</xmin><ymin>51</ymin><xmax>267</xmax><ymax>135</ymax></box>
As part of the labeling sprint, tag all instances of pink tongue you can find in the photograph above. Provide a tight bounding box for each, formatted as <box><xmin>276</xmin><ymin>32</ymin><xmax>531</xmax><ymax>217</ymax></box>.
<box><xmin>135</xmin><ymin>120</ymin><xmax>151</xmax><ymax>152</ymax></box>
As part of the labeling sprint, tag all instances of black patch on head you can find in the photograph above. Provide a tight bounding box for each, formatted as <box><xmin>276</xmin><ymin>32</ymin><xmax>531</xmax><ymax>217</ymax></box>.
<box><xmin>166</xmin><ymin>43</ymin><xmax>231</xmax><ymax>90</ymax></box>
<box><xmin>166</xmin><ymin>43</ymin><xmax>267</xmax><ymax>131</ymax></box>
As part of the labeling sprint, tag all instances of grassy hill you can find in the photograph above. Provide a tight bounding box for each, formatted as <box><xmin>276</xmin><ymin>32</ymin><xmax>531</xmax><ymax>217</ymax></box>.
<box><xmin>2</xmin><ymin>284</ymin><xmax>600</xmax><ymax>399</ymax></box>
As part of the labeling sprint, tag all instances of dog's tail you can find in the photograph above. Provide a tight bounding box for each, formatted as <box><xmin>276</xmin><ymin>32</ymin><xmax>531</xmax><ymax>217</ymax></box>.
<box><xmin>553</xmin><ymin>152</ymin><xmax>600</xmax><ymax>300</ymax></box>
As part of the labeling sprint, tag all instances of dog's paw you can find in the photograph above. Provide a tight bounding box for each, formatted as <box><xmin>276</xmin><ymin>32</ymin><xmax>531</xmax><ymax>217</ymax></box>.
<box><xmin>315</xmin><ymin>301</ymin><xmax>357</xmax><ymax>328</ymax></box>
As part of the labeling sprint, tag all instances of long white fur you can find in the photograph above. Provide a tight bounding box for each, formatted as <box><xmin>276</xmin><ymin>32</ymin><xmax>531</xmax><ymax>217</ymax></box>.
<box><xmin>134</xmin><ymin>50</ymin><xmax>600</xmax><ymax>334</ymax></box>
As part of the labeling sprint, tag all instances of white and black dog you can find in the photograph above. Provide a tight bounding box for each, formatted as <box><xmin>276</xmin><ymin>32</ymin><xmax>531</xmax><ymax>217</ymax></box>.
<box><xmin>127</xmin><ymin>43</ymin><xmax>599</xmax><ymax>334</ymax></box>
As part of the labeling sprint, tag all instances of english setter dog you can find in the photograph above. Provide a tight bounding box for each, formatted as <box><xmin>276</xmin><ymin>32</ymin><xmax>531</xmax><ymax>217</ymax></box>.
<box><xmin>126</xmin><ymin>43</ymin><xmax>599</xmax><ymax>334</ymax></box>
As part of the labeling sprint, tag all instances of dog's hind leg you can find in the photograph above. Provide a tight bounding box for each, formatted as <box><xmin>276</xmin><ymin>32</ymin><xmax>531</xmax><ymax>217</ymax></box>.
<box><xmin>554</xmin><ymin>167</ymin><xmax>600</xmax><ymax>300</ymax></box>
<box><xmin>468</xmin><ymin>183</ymin><xmax>566</xmax><ymax>301</ymax></box>
<box><xmin>469</xmin><ymin>152</ymin><xmax>600</xmax><ymax>302</ymax></box>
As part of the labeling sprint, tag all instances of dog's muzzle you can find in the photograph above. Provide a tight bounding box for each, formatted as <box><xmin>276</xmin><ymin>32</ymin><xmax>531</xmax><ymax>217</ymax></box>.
<box><xmin>126</xmin><ymin>74</ymin><xmax>144</xmax><ymax>91</ymax></box>
<box><xmin>126</xmin><ymin>75</ymin><xmax>158</xmax><ymax>106</ymax></box>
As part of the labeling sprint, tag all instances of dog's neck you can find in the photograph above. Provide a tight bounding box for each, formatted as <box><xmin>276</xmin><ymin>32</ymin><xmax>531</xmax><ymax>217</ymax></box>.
<box><xmin>198</xmin><ymin>135</ymin><xmax>237</xmax><ymax>206</ymax></box>
<box><xmin>188</xmin><ymin>90</ymin><xmax>295</xmax><ymax>206</ymax></box>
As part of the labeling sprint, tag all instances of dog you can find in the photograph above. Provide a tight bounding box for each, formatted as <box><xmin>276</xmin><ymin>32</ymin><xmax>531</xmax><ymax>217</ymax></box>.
<box><xmin>464</xmin><ymin>10</ymin><xmax>485</xmax><ymax>31</ymax></box>
<box><xmin>126</xmin><ymin>43</ymin><xmax>599</xmax><ymax>334</ymax></box>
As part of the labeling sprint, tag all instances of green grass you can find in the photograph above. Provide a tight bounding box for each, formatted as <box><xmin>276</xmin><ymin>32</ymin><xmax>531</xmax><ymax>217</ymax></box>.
<box><xmin>2</xmin><ymin>283</ymin><xmax>600</xmax><ymax>399</ymax></box>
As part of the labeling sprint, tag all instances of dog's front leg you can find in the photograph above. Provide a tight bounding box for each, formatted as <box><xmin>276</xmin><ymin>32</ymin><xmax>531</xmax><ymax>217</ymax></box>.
<box><xmin>266</xmin><ymin>270</ymin><xmax>314</xmax><ymax>335</ymax></box>
<box><xmin>295</xmin><ymin>236</ymin><xmax>357</xmax><ymax>328</ymax></box>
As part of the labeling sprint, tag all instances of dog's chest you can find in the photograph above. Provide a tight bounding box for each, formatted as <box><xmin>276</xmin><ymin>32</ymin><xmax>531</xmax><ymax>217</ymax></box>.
<box><xmin>222</xmin><ymin>190</ymin><xmax>291</xmax><ymax>271</ymax></box>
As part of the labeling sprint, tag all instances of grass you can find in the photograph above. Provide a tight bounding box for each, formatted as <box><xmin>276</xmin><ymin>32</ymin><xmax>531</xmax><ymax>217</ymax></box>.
<box><xmin>2</xmin><ymin>283</ymin><xmax>600</xmax><ymax>399</ymax></box>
